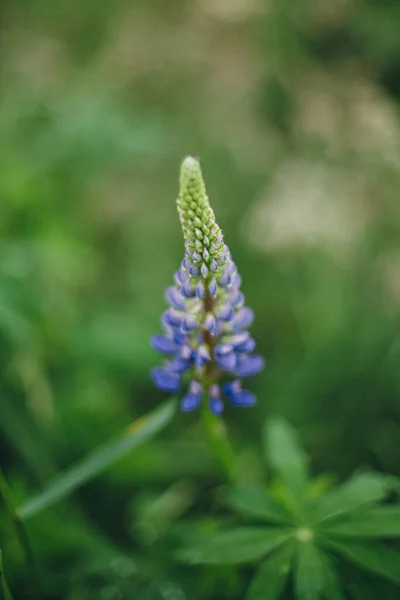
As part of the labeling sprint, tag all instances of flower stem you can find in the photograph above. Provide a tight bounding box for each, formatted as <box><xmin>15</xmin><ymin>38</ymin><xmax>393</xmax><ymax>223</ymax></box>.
<box><xmin>0</xmin><ymin>550</ymin><xmax>15</xmax><ymax>600</ymax></box>
<box><xmin>201</xmin><ymin>407</ymin><xmax>236</xmax><ymax>482</ymax></box>
<box><xmin>0</xmin><ymin>467</ymin><xmax>41</xmax><ymax>599</ymax></box>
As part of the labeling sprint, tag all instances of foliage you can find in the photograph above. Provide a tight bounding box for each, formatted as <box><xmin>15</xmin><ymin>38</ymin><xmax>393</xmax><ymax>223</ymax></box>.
<box><xmin>1</xmin><ymin>0</ymin><xmax>400</xmax><ymax>598</ymax></box>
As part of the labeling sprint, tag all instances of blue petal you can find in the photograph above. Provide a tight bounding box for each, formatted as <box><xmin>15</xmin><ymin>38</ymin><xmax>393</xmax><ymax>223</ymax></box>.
<box><xmin>215</xmin><ymin>352</ymin><xmax>237</xmax><ymax>370</ymax></box>
<box><xmin>170</xmin><ymin>357</ymin><xmax>191</xmax><ymax>373</ymax></box>
<box><xmin>181</xmin><ymin>281</ymin><xmax>196</xmax><ymax>298</ymax></box>
<box><xmin>201</xmin><ymin>263</ymin><xmax>209</xmax><ymax>277</ymax></box>
<box><xmin>204</xmin><ymin>314</ymin><xmax>216</xmax><ymax>335</ymax></box>
<box><xmin>193</xmin><ymin>251</ymin><xmax>202</xmax><ymax>263</ymax></box>
<box><xmin>181</xmin><ymin>314</ymin><xmax>198</xmax><ymax>333</ymax></box>
<box><xmin>195</xmin><ymin>345</ymin><xmax>211</xmax><ymax>367</ymax></box>
<box><xmin>231</xmin><ymin>390</ymin><xmax>256</xmax><ymax>407</ymax></box>
<box><xmin>182</xmin><ymin>257</ymin><xmax>192</xmax><ymax>270</ymax></box>
<box><xmin>208</xmin><ymin>278</ymin><xmax>217</xmax><ymax>297</ymax></box>
<box><xmin>217</xmin><ymin>304</ymin><xmax>235</xmax><ymax>322</ymax></box>
<box><xmin>188</xmin><ymin>264</ymin><xmax>199</xmax><ymax>277</ymax></box>
<box><xmin>162</xmin><ymin>309</ymin><xmax>183</xmax><ymax>328</ymax></box>
<box><xmin>175</xmin><ymin>268</ymin><xmax>189</xmax><ymax>285</ymax></box>
<box><xmin>210</xmin><ymin>259</ymin><xmax>218</xmax><ymax>272</ymax></box>
<box><xmin>196</xmin><ymin>279</ymin><xmax>206</xmax><ymax>298</ymax></box>
<box><xmin>181</xmin><ymin>393</ymin><xmax>201</xmax><ymax>412</ymax></box>
<box><xmin>172</xmin><ymin>330</ymin><xmax>186</xmax><ymax>345</ymax></box>
<box><xmin>232</xmin><ymin>307</ymin><xmax>254</xmax><ymax>330</ymax></box>
<box><xmin>151</xmin><ymin>367</ymin><xmax>181</xmax><ymax>392</ymax></box>
<box><xmin>209</xmin><ymin>397</ymin><xmax>224</xmax><ymax>414</ymax></box>
<box><xmin>228</xmin><ymin>291</ymin><xmax>244</xmax><ymax>307</ymax></box>
<box><xmin>151</xmin><ymin>334</ymin><xmax>177</xmax><ymax>354</ymax></box>
<box><xmin>218</xmin><ymin>270</ymin><xmax>231</xmax><ymax>287</ymax></box>
<box><xmin>223</xmin><ymin>380</ymin><xmax>241</xmax><ymax>397</ymax></box>
<box><xmin>166</xmin><ymin>286</ymin><xmax>187</xmax><ymax>310</ymax></box>
<box><xmin>215</xmin><ymin>343</ymin><xmax>234</xmax><ymax>356</ymax></box>
<box><xmin>235</xmin><ymin>355</ymin><xmax>265</xmax><ymax>377</ymax></box>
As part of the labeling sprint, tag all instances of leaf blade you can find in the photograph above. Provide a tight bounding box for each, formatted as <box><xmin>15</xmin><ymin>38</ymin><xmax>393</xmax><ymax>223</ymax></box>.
<box><xmin>264</xmin><ymin>416</ymin><xmax>309</xmax><ymax>505</ymax></box>
<box><xmin>223</xmin><ymin>485</ymin><xmax>294</xmax><ymax>525</ymax></box>
<box><xmin>246</xmin><ymin>540</ymin><xmax>294</xmax><ymax>600</ymax></box>
<box><xmin>319</xmin><ymin>505</ymin><xmax>400</xmax><ymax>538</ymax></box>
<box><xmin>295</xmin><ymin>541</ymin><xmax>343</xmax><ymax>600</ymax></box>
<box><xmin>315</xmin><ymin>472</ymin><xmax>392</xmax><ymax>522</ymax></box>
<box><xmin>18</xmin><ymin>398</ymin><xmax>177</xmax><ymax>519</ymax></box>
<box><xmin>180</xmin><ymin>527</ymin><xmax>292</xmax><ymax>565</ymax></box>
<box><xmin>324</xmin><ymin>538</ymin><xmax>400</xmax><ymax>584</ymax></box>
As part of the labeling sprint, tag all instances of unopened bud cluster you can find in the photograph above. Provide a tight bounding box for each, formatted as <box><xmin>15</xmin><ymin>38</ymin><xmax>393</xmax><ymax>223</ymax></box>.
<box><xmin>151</xmin><ymin>157</ymin><xmax>264</xmax><ymax>414</ymax></box>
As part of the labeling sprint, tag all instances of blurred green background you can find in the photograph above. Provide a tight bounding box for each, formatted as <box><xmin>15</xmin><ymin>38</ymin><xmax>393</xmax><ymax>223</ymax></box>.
<box><xmin>1</xmin><ymin>0</ymin><xmax>400</xmax><ymax>598</ymax></box>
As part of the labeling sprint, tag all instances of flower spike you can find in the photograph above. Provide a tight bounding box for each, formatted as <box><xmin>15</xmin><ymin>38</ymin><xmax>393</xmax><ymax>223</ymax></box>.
<box><xmin>151</xmin><ymin>156</ymin><xmax>265</xmax><ymax>413</ymax></box>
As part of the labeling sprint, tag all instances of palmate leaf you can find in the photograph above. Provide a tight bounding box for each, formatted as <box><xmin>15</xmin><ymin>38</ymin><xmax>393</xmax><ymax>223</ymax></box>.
<box><xmin>314</xmin><ymin>472</ymin><xmax>391</xmax><ymax>522</ymax></box>
<box><xmin>319</xmin><ymin>505</ymin><xmax>400</xmax><ymax>538</ymax></box>
<box><xmin>264</xmin><ymin>417</ymin><xmax>309</xmax><ymax>506</ymax></box>
<box><xmin>323</xmin><ymin>539</ymin><xmax>400</xmax><ymax>585</ymax></box>
<box><xmin>294</xmin><ymin>541</ymin><xmax>343</xmax><ymax>600</ymax></box>
<box><xmin>223</xmin><ymin>486</ymin><xmax>294</xmax><ymax>525</ymax></box>
<box><xmin>179</xmin><ymin>526</ymin><xmax>292</xmax><ymax>565</ymax></box>
<box><xmin>246</xmin><ymin>540</ymin><xmax>294</xmax><ymax>600</ymax></box>
<box><xmin>18</xmin><ymin>399</ymin><xmax>177</xmax><ymax>519</ymax></box>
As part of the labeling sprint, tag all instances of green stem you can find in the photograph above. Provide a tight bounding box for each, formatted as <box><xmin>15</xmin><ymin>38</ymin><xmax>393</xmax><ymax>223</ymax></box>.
<box><xmin>0</xmin><ymin>467</ymin><xmax>41</xmax><ymax>599</ymax></box>
<box><xmin>0</xmin><ymin>550</ymin><xmax>15</xmax><ymax>600</ymax></box>
<box><xmin>201</xmin><ymin>407</ymin><xmax>236</xmax><ymax>483</ymax></box>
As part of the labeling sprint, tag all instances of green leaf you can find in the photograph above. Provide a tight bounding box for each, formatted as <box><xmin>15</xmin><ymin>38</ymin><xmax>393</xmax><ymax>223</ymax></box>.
<box><xmin>180</xmin><ymin>527</ymin><xmax>292</xmax><ymax>565</ymax></box>
<box><xmin>319</xmin><ymin>505</ymin><xmax>400</xmax><ymax>538</ymax></box>
<box><xmin>18</xmin><ymin>399</ymin><xmax>177</xmax><ymax>519</ymax></box>
<box><xmin>315</xmin><ymin>472</ymin><xmax>391</xmax><ymax>522</ymax></box>
<box><xmin>0</xmin><ymin>550</ymin><xmax>14</xmax><ymax>600</ymax></box>
<box><xmin>295</xmin><ymin>541</ymin><xmax>343</xmax><ymax>600</ymax></box>
<box><xmin>223</xmin><ymin>486</ymin><xmax>294</xmax><ymax>525</ymax></box>
<box><xmin>246</xmin><ymin>540</ymin><xmax>294</xmax><ymax>600</ymax></box>
<box><xmin>324</xmin><ymin>539</ymin><xmax>400</xmax><ymax>584</ymax></box>
<box><xmin>264</xmin><ymin>416</ymin><xmax>309</xmax><ymax>505</ymax></box>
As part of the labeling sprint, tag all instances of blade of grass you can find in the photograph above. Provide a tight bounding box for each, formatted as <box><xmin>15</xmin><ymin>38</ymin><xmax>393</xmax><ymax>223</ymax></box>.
<box><xmin>18</xmin><ymin>398</ymin><xmax>177</xmax><ymax>519</ymax></box>
<box><xmin>0</xmin><ymin>469</ymin><xmax>41</xmax><ymax>599</ymax></box>
<box><xmin>0</xmin><ymin>550</ymin><xmax>15</xmax><ymax>600</ymax></box>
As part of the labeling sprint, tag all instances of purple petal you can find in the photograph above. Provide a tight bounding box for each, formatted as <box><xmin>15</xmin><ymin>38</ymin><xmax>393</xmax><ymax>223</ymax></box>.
<box><xmin>217</xmin><ymin>304</ymin><xmax>235</xmax><ymax>322</ymax></box>
<box><xmin>190</xmin><ymin>264</ymin><xmax>200</xmax><ymax>277</ymax></box>
<box><xmin>204</xmin><ymin>314</ymin><xmax>216</xmax><ymax>335</ymax></box>
<box><xmin>166</xmin><ymin>286</ymin><xmax>187</xmax><ymax>310</ymax></box>
<box><xmin>201</xmin><ymin>263</ymin><xmax>209</xmax><ymax>277</ymax></box>
<box><xmin>210</xmin><ymin>259</ymin><xmax>218</xmax><ymax>272</ymax></box>
<box><xmin>218</xmin><ymin>270</ymin><xmax>231</xmax><ymax>287</ymax></box>
<box><xmin>196</xmin><ymin>279</ymin><xmax>206</xmax><ymax>299</ymax></box>
<box><xmin>231</xmin><ymin>390</ymin><xmax>256</xmax><ymax>407</ymax></box>
<box><xmin>151</xmin><ymin>334</ymin><xmax>177</xmax><ymax>354</ymax></box>
<box><xmin>235</xmin><ymin>355</ymin><xmax>265</xmax><ymax>377</ymax></box>
<box><xmin>181</xmin><ymin>281</ymin><xmax>196</xmax><ymax>298</ymax></box>
<box><xmin>228</xmin><ymin>291</ymin><xmax>244</xmax><ymax>307</ymax></box>
<box><xmin>208</xmin><ymin>277</ymin><xmax>217</xmax><ymax>297</ymax></box>
<box><xmin>215</xmin><ymin>352</ymin><xmax>237</xmax><ymax>370</ymax></box>
<box><xmin>162</xmin><ymin>309</ymin><xmax>183</xmax><ymax>328</ymax></box>
<box><xmin>209</xmin><ymin>397</ymin><xmax>224</xmax><ymax>415</ymax></box>
<box><xmin>195</xmin><ymin>345</ymin><xmax>211</xmax><ymax>367</ymax></box>
<box><xmin>170</xmin><ymin>357</ymin><xmax>191</xmax><ymax>373</ymax></box>
<box><xmin>151</xmin><ymin>367</ymin><xmax>181</xmax><ymax>392</ymax></box>
<box><xmin>223</xmin><ymin>380</ymin><xmax>241</xmax><ymax>397</ymax></box>
<box><xmin>181</xmin><ymin>394</ymin><xmax>201</xmax><ymax>412</ymax></box>
<box><xmin>193</xmin><ymin>251</ymin><xmax>202</xmax><ymax>263</ymax></box>
<box><xmin>182</xmin><ymin>257</ymin><xmax>192</xmax><ymax>270</ymax></box>
<box><xmin>232</xmin><ymin>307</ymin><xmax>254</xmax><ymax>330</ymax></box>
<box><xmin>181</xmin><ymin>314</ymin><xmax>198</xmax><ymax>333</ymax></box>
<box><xmin>203</xmin><ymin>248</ymin><xmax>210</xmax><ymax>261</ymax></box>
<box><xmin>215</xmin><ymin>343</ymin><xmax>234</xmax><ymax>356</ymax></box>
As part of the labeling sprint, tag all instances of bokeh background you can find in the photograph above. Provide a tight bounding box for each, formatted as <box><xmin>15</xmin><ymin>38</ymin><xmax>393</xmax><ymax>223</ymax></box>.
<box><xmin>1</xmin><ymin>0</ymin><xmax>400</xmax><ymax>598</ymax></box>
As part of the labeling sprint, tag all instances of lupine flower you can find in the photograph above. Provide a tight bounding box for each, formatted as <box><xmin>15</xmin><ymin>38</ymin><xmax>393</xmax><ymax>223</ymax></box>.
<box><xmin>151</xmin><ymin>156</ymin><xmax>265</xmax><ymax>414</ymax></box>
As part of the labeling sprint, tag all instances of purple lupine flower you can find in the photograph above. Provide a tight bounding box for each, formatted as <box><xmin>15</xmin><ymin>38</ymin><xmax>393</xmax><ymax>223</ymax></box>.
<box><xmin>151</xmin><ymin>156</ymin><xmax>265</xmax><ymax>414</ymax></box>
